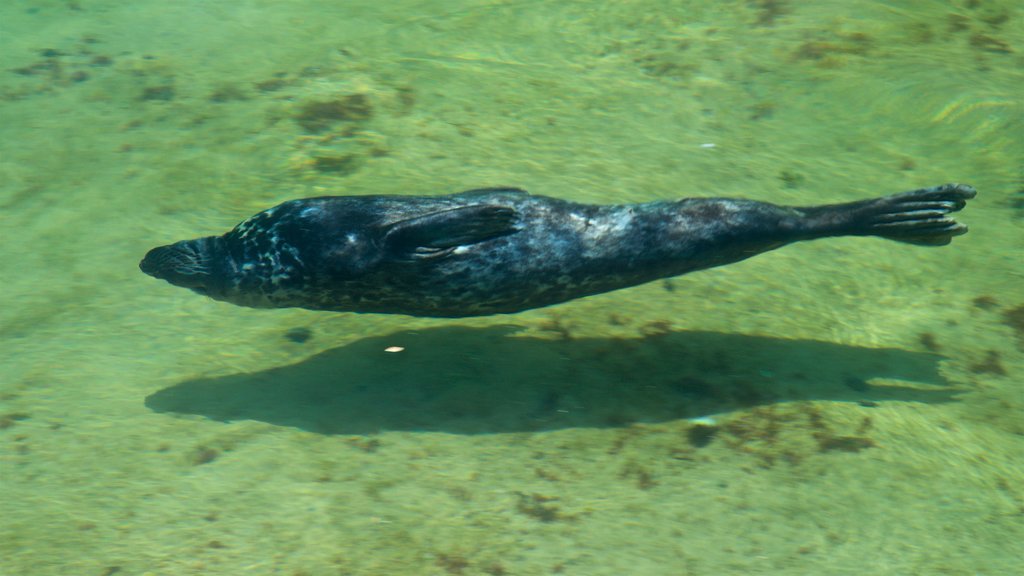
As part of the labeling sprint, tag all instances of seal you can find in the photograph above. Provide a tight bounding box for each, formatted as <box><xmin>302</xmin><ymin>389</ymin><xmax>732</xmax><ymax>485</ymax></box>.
<box><xmin>140</xmin><ymin>183</ymin><xmax>976</xmax><ymax>317</ymax></box>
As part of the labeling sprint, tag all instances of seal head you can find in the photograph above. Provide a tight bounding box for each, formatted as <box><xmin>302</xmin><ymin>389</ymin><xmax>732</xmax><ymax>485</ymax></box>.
<box><xmin>140</xmin><ymin>237</ymin><xmax>225</xmax><ymax>296</ymax></box>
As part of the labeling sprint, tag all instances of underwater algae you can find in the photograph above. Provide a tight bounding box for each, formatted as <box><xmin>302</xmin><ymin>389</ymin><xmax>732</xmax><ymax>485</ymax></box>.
<box><xmin>1</xmin><ymin>0</ymin><xmax>1022</xmax><ymax>575</ymax></box>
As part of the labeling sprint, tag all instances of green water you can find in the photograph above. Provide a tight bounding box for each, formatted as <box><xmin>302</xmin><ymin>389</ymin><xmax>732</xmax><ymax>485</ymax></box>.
<box><xmin>1</xmin><ymin>1</ymin><xmax>1021</xmax><ymax>574</ymax></box>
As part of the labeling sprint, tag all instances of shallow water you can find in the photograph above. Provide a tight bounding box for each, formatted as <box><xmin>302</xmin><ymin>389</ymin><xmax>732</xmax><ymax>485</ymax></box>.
<box><xmin>1</xmin><ymin>1</ymin><xmax>1022</xmax><ymax>574</ymax></box>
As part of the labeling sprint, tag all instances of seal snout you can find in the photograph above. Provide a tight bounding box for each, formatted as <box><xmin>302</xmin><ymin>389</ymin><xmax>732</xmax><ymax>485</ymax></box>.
<box><xmin>140</xmin><ymin>239</ymin><xmax>212</xmax><ymax>289</ymax></box>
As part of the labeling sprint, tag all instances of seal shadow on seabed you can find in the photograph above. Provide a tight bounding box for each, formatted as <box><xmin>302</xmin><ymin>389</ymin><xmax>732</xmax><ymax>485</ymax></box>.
<box><xmin>144</xmin><ymin>325</ymin><xmax>961</xmax><ymax>435</ymax></box>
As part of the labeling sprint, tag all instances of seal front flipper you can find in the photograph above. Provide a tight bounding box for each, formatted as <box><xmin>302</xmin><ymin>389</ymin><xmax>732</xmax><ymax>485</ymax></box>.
<box><xmin>382</xmin><ymin>204</ymin><xmax>519</xmax><ymax>259</ymax></box>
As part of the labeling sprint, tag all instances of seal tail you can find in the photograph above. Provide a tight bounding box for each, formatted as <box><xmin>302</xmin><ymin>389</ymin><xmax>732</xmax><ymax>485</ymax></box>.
<box><xmin>799</xmin><ymin>183</ymin><xmax>976</xmax><ymax>246</ymax></box>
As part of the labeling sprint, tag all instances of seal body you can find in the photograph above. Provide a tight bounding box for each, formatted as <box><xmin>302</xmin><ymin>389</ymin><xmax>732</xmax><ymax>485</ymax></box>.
<box><xmin>140</xmin><ymin>184</ymin><xmax>975</xmax><ymax>317</ymax></box>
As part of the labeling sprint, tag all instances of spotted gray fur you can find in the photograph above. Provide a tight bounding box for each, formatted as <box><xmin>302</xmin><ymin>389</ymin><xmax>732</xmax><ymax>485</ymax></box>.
<box><xmin>140</xmin><ymin>184</ymin><xmax>975</xmax><ymax>317</ymax></box>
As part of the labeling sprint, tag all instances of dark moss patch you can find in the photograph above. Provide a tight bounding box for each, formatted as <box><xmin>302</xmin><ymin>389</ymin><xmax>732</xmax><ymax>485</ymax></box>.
<box><xmin>687</xmin><ymin>423</ymin><xmax>718</xmax><ymax>447</ymax></box>
<box><xmin>806</xmin><ymin>404</ymin><xmax>876</xmax><ymax>453</ymax></box>
<box><xmin>750</xmin><ymin>0</ymin><xmax>788</xmax><ymax>27</ymax></box>
<box><xmin>749</xmin><ymin>101</ymin><xmax>775</xmax><ymax>120</ymax></box>
<box><xmin>140</xmin><ymin>84</ymin><xmax>175</xmax><ymax>101</ymax></box>
<box><xmin>483</xmin><ymin>563</ymin><xmax>507</xmax><ymax>576</ymax></box>
<box><xmin>818</xmin><ymin>435</ymin><xmax>875</xmax><ymax>453</ymax></box>
<box><xmin>779</xmin><ymin>170</ymin><xmax>805</xmax><ymax>188</ymax></box>
<box><xmin>1002</xmin><ymin>305</ymin><xmax>1024</xmax><ymax>345</ymax></box>
<box><xmin>969</xmin><ymin>350</ymin><xmax>1007</xmax><ymax>376</ymax></box>
<box><xmin>208</xmin><ymin>84</ymin><xmax>248</xmax><ymax>102</ymax></box>
<box><xmin>969</xmin><ymin>33</ymin><xmax>1012</xmax><ymax>54</ymax></box>
<box><xmin>295</xmin><ymin>94</ymin><xmax>373</xmax><ymax>132</ymax></box>
<box><xmin>725</xmin><ymin>406</ymin><xmax>781</xmax><ymax>445</ymax></box>
<box><xmin>539</xmin><ymin>315</ymin><xmax>574</xmax><ymax>340</ymax></box>
<box><xmin>907</xmin><ymin>22</ymin><xmax>934</xmax><ymax>44</ymax></box>
<box><xmin>793</xmin><ymin>32</ymin><xmax>872</xmax><ymax>62</ymax></box>
<box><xmin>395</xmin><ymin>85</ymin><xmax>416</xmax><ymax>113</ymax></box>
<box><xmin>947</xmin><ymin>14</ymin><xmax>970</xmax><ymax>33</ymax></box>
<box><xmin>973</xmin><ymin>295</ymin><xmax>999</xmax><ymax>310</ymax></box>
<box><xmin>256</xmin><ymin>79</ymin><xmax>285</xmax><ymax>92</ymax></box>
<box><xmin>312</xmin><ymin>153</ymin><xmax>360</xmax><ymax>175</ymax></box>
<box><xmin>0</xmin><ymin>412</ymin><xmax>30</xmax><ymax>430</ymax></box>
<box><xmin>620</xmin><ymin>461</ymin><xmax>658</xmax><ymax>490</ymax></box>
<box><xmin>11</xmin><ymin>58</ymin><xmax>61</xmax><ymax>78</ymax></box>
<box><xmin>344</xmin><ymin>437</ymin><xmax>381</xmax><ymax>453</ymax></box>
<box><xmin>38</xmin><ymin>48</ymin><xmax>67</xmax><ymax>58</ymax></box>
<box><xmin>515</xmin><ymin>492</ymin><xmax>565</xmax><ymax>522</ymax></box>
<box><xmin>191</xmin><ymin>445</ymin><xmax>219</xmax><ymax>465</ymax></box>
<box><xmin>1011</xmin><ymin>188</ymin><xmax>1024</xmax><ymax>214</ymax></box>
<box><xmin>284</xmin><ymin>326</ymin><xmax>313</xmax><ymax>343</ymax></box>
<box><xmin>436</xmin><ymin>553</ymin><xmax>469</xmax><ymax>575</ymax></box>
<box><xmin>918</xmin><ymin>332</ymin><xmax>940</xmax><ymax>352</ymax></box>
<box><xmin>639</xmin><ymin>319</ymin><xmax>672</xmax><ymax>337</ymax></box>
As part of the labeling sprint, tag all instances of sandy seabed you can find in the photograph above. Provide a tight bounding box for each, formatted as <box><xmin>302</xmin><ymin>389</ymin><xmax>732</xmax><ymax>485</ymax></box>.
<box><xmin>1</xmin><ymin>1</ymin><xmax>1022</xmax><ymax>574</ymax></box>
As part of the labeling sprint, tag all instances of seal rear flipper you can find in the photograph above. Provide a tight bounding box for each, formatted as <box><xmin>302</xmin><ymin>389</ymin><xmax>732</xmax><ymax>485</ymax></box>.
<box><xmin>801</xmin><ymin>183</ymin><xmax>976</xmax><ymax>246</ymax></box>
<box><xmin>382</xmin><ymin>204</ymin><xmax>519</xmax><ymax>259</ymax></box>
